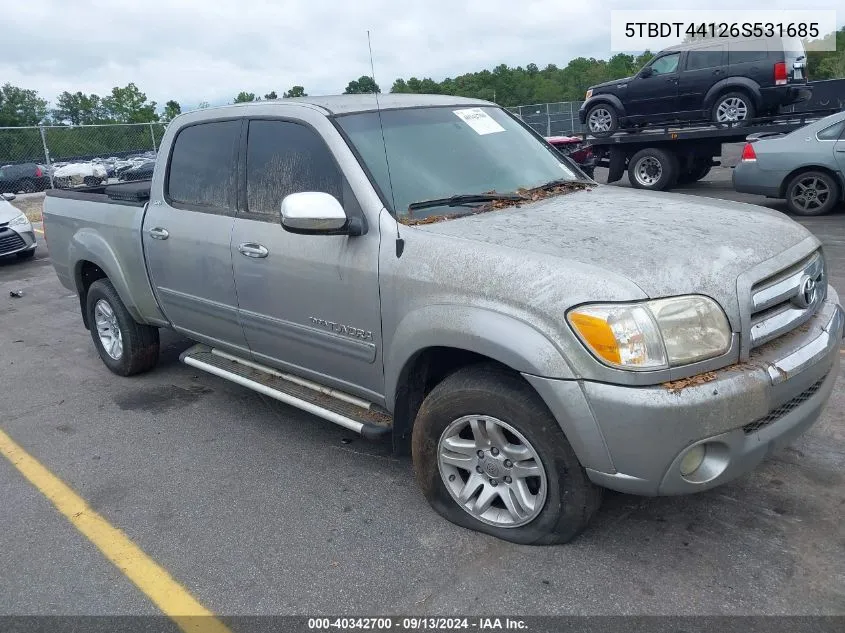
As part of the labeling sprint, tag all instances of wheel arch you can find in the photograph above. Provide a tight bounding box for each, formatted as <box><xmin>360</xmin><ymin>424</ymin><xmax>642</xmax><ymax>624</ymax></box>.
<box><xmin>583</xmin><ymin>95</ymin><xmax>627</xmax><ymax>119</ymax></box>
<box><xmin>704</xmin><ymin>78</ymin><xmax>762</xmax><ymax>111</ymax></box>
<box><xmin>385</xmin><ymin>306</ymin><xmax>578</xmax><ymax>456</ymax></box>
<box><xmin>778</xmin><ymin>165</ymin><xmax>845</xmax><ymax>199</ymax></box>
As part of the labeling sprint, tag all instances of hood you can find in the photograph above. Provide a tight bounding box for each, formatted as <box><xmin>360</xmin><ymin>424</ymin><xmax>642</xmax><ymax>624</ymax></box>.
<box><xmin>0</xmin><ymin>199</ymin><xmax>24</xmax><ymax>223</ymax></box>
<box><xmin>416</xmin><ymin>186</ymin><xmax>815</xmax><ymax>328</ymax></box>
<box><xmin>591</xmin><ymin>76</ymin><xmax>633</xmax><ymax>91</ymax></box>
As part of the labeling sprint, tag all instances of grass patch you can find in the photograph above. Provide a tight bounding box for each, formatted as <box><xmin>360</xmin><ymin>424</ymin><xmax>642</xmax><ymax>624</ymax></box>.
<box><xmin>10</xmin><ymin>194</ymin><xmax>44</xmax><ymax>223</ymax></box>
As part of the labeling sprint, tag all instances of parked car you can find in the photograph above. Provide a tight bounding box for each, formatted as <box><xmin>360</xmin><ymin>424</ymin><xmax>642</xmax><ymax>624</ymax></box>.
<box><xmin>42</xmin><ymin>95</ymin><xmax>842</xmax><ymax>544</ymax></box>
<box><xmin>0</xmin><ymin>163</ymin><xmax>51</xmax><ymax>193</ymax></box>
<box><xmin>733</xmin><ymin>110</ymin><xmax>845</xmax><ymax>215</ymax></box>
<box><xmin>580</xmin><ymin>37</ymin><xmax>812</xmax><ymax>134</ymax></box>
<box><xmin>118</xmin><ymin>160</ymin><xmax>155</xmax><ymax>182</ymax></box>
<box><xmin>0</xmin><ymin>193</ymin><xmax>37</xmax><ymax>260</ymax></box>
<box><xmin>545</xmin><ymin>136</ymin><xmax>595</xmax><ymax>177</ymax></box>
<box><xmin>53</xmin><ymin>162</ymin><xmax>108</xmax><ymax>188</ymax></box>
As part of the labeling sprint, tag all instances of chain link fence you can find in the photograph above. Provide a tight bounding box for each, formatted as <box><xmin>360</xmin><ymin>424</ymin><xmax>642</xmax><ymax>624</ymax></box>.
<box><xmin>507</xmin><ymin>101</ymin><xmax>586</xmax><ymax>137</ymax></box>
<box><xmin>0</xmin><ymin>122</ymin><xmax>167</xmax><ymax>193</ymax></box>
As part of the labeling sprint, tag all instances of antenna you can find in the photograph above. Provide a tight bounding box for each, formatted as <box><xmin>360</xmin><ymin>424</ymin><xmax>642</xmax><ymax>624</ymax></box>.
<box><xmin>367</xmin><ymin>30</ymin><xmax>404</xmax><ymax>257</ymax></box>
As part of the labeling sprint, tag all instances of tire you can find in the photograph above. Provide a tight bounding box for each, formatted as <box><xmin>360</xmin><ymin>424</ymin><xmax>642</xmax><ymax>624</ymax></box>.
<box><xmin>677</xmin><ymin>163</ymin><xmax>712</xmax><ymax>185</ymax></box>
<box><xmin>83</xmin><ymin>176</ymin><xmax>102</xmax><ymax>187</ymax></box>
<box><xmin>19</xmin><ymin>178</ymin><xmax>36</xmax><ymax>193</ymax></box>
<box><xmin>411</xmin><ymin>364</ymin><xmax>602</xmax><ymax>545</ymax></box>
<box><xmin>627</xmin><ymin>148</ymin><xmax>679</xmax><ymax>191</ymax></box>
<box><xmin>85</xmin><ymin>279</ymin><xmax>159</xmax><ymax>376</ymax></box>
<box><xmin>712</xmin><ymin>91</ymin><xmax>756</xmax><ymax>124</ymax></box>
<box><xmin>586</xmin><ymin>104</ymin><xmax>619</xmax><ymax>136</ymax></box>
<box><xmin>16</xmin><ymin>249</ymin><xmax>35</xmax><ymax>260</ymax></box>
<box><xmin>784</xmin><ymin>171</ymin><xmax>841</xmax><ymax>217</ymax></box>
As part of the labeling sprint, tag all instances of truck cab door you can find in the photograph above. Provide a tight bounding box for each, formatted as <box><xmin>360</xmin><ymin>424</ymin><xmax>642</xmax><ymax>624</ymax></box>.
<box><xmin>142</xmin><ymin>118</ymin><xmax>249</xmax><ymax>353</ymax></box>
<box><xmin>626</xmin><ymin>52</ymin><xmax>682</xmax><ymax>118</ymax></box>
<box><xmin>230</xmin><ymin>116</ymin><xmax>384</xmax><ymax>403</ymax></box>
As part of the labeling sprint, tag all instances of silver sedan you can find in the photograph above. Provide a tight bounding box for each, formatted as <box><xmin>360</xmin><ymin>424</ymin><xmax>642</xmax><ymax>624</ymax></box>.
<box><xmin>733</xmin><ymin>110</ymin><xmax>845</xmax><ymax>216</ymax></box>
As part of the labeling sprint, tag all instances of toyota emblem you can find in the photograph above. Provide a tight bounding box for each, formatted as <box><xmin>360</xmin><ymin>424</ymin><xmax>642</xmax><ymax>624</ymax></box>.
<box><xmin>793</xmin><ymin>275</ymin><xmax>818</xmax><ymax>309</ymax></box>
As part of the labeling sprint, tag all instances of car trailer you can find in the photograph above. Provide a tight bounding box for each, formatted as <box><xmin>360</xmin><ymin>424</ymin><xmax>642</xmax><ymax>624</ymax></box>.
<box><xmin>585</xmin><ymin>110</ymin><xmax>841</xmax><ymax>191</ymax></box>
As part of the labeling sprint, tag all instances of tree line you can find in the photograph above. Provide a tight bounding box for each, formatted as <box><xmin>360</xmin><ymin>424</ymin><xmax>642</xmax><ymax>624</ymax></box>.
<box><xmin>1</xmin><ymin>28</ymin><xmax>843</xmax><ymax>130</ymax></box>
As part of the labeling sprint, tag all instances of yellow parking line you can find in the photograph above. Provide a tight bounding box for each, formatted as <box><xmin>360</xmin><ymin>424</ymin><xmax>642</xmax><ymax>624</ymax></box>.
<box><xmin>0</xmin><ymin>427</ymin><xmax>231</xmax><ymax>633</ymax></box>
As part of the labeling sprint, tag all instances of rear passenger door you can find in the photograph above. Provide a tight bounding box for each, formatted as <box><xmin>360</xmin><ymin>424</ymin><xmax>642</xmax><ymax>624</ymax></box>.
<box><xmin>143</xmin><ymin>119</ymin><xmax>249</xmax><ymax>353</ymax></box>
<box><xmin>678</xmin><ymin>43</ymin><xmax>726</xmax><ymax>117</ymax></box>
<box><xmin>728</xmin><ymin>42</ymin><xmax>769</xmax><ymax>87</ymax></box>
<box><xmin>230</xmin><ymin>117</ymin><xmax>384</xmax><ymax>401</ymax></box>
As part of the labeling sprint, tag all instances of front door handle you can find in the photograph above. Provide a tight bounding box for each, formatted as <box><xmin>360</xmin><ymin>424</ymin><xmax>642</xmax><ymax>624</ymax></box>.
<box><xmin>238</xmin><ymin>242</ymin><xmax>269</xmax><ymax>258</ymax></box>
<box><xmin>836</xmin><ymin>148</ymin><xmax>845</xmax><ymax>153</ymax></box>
<box><xmin>148</xmin><ymin>227</ymin><xmax>169</xmax><ymax>240</ymax></box>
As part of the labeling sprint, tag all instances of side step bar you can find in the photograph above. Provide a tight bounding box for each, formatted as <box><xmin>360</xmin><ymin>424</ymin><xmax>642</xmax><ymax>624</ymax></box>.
<box><xmin>179</xmin><ymin>344</ymin><xmax>391</xmax><ymax>440</ymax></box>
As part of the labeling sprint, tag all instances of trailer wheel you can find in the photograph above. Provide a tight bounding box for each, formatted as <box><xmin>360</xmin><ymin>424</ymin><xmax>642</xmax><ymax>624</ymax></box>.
<box><xmin>627</xmin><ymin>148</ymin><xmax>679</xmax><ymax>191</ymax></box>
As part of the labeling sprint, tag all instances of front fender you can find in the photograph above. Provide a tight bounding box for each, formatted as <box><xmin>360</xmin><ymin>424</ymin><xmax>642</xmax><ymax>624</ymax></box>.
<box><xmin>384</xmin><ymin>305</ymin><xmax>575</xmax><ymax>410</ymax></box>
<box><xmin>704</xmin><ymin>77</ymin><xmax>763</xmax><ymax>110</ymax></box>
<box><xmin>581</xmin><ymin>94</ymin><xmax>628</xmax><ymax>120</ymax></box>
<box><xmin>69</xmin><ymin>228</ymin><xmax>146</xmax><ymax>323</ymax></box>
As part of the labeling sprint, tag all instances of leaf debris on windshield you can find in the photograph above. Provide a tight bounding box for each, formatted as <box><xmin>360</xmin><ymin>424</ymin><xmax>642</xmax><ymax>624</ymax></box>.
<box><xmin>401</xmin><ymin>181</ymin><xmax>594</xmax><ymax>226</ymax></box>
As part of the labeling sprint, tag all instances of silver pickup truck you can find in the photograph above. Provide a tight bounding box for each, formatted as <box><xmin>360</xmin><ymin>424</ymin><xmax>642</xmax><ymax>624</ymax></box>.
<box><xmin>43</xmin><ymin>95</ymin><xmax>843</xmax><ymax>545</ymax></box>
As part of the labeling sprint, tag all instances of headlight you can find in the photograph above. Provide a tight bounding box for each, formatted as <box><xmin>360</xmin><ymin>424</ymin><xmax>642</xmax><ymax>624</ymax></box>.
<box><xmin>585</xmin><ymin>89</ymin><xmax>593</xmax><ymax>99</ymax></box>
<box><xmin>567</xmin><ymin>295</ymin><xmax>731</xmax><ymax>371</ymax></box>
<box><xmin>9</xmin><ymin>213</ymin><xmax>30</xmax><ymax>227</ymax></box>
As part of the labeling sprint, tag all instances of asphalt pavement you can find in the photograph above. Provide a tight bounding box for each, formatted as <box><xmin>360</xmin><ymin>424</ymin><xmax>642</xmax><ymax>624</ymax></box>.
<box><xmin>1</xmin><ymin>171</ymin><xmax>844</xmax><ymax>622</ymax></box>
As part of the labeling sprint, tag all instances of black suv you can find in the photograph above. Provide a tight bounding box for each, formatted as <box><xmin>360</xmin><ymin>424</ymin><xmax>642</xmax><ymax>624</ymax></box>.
<box><xmin>0</xmin><ymin>163</ymin><xmax>51</xmax><ymax>193</ymax></box>
<box><xmin>579</xmin><ymin>37</ymin><xmax>811</xmax><ymax>134</ymax></box>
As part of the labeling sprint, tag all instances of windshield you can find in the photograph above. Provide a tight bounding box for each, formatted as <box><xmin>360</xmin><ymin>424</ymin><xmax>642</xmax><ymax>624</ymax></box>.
<box><xmin>336</xmin><ymin>105</ymin><xmax>581</xmax><ymax>220</ymax></box>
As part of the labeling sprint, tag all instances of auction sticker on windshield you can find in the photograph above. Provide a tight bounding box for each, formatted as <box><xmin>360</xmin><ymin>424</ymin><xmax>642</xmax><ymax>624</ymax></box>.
<box><xmin>453</xmin><ymin>108</ymin><xmax>506</xmax><ymax>135</ymax></box>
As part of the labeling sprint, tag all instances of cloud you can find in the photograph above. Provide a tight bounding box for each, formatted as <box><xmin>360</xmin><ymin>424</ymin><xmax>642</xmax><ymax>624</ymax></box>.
<box><xmin>1</xmin><ymin>0</ymin><xmax>841</xmax><ymax>109</ymax></box>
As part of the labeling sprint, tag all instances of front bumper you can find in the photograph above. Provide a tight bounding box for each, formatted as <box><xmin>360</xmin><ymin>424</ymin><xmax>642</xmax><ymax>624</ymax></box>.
<box><xmin>528</xmin><ymin>292</ymin><xmax>843</xmax><ymax>496</ymax></box>
<box><xmin>0</xmin><ymin>224</ymin><xmax>36</xmax><ymax>256</ymax></box>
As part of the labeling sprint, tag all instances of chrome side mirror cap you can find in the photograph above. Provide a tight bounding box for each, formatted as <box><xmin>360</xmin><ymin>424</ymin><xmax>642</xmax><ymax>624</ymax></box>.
<box><xmin>280</xmin><ymin>192</ymin><xmax>364</xmax><ymax>236</ymax></box>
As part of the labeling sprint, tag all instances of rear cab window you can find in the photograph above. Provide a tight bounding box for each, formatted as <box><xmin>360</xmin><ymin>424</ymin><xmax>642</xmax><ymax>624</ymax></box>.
<box><xmin>166</xmin><ymin>120</ymin><xmax>240</xmax><ymax>212</ymax></box>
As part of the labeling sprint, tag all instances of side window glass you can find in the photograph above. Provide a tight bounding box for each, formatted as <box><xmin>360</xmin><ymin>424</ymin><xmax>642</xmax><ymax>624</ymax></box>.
<box><xmin>166</xmin><ymin>120</ymin><xmax>239</xmax><ymax>209</ymax></box>
<box><xmin>651</xmin><ymin>53</ymin><xmax>680</xmax><ymax>75</ymax></box>
<box><xmin>687</xmin><ymin>46</ymin><xmax>725</xmax><ymax>71</ymax></box>
<box><xmin>246</xmin><ymin>120</ymin><xmax>343</xmax><ymax>218</ymax></box>
<box><xmin>817</xmin><ymin>120</ymin><xmax>845</xmax><ymax>140</ymax></box>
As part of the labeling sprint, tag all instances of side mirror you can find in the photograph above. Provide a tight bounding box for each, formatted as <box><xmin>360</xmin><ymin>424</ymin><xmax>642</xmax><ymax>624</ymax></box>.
<box><xmin>1</xmin><ymin>193</ymin><xmax>16</xmax><ymax>201</ymax></box>
<box><xmin>280</xmin><ymin>192</ymin><xmax>364</xmax><ymax>236</ymax></box>
<box><xmin>639</xmin><ymin>67</ymin><xmax>653</xmax><ymax>78</ymax></box>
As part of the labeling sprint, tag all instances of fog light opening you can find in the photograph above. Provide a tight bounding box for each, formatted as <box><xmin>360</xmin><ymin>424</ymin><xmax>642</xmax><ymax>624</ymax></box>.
<box><xmin>679</xmin><ymin>444</ymin><xmax>706</xmax><ymax>477</ymax></box>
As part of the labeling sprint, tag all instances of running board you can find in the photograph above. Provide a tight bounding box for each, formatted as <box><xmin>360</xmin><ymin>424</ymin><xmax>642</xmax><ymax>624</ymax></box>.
<box><xmin>179</xmin><ymin>344</ymin><xmax>391</xmax><ymax>440</ymax></box>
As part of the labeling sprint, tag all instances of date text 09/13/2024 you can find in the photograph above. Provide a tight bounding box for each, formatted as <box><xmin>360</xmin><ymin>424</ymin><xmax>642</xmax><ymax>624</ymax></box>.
<box><xmin>307</xmin><ymin>617</ymin><xmax>528</xmax><ymax>630</ymax></box>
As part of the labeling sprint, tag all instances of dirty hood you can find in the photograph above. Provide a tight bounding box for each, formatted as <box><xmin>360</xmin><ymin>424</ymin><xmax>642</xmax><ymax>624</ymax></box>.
<box><xmin>416</xmin><ymin>185</ymin><xmax>816</xmax><ymax>328</ymax></box>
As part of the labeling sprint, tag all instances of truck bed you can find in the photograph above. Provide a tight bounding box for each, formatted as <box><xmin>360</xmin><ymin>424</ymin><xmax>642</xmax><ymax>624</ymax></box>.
<box><xmin>45</xmin><ymin>180</ymin><xmax>151</xmax><ymax>207</ymax></box>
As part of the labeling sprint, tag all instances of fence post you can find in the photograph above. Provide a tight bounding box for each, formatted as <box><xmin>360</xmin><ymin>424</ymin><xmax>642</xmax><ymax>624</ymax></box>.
<box><xmin>149</xmin><ymin>122</ymin><xmax>157</xmax><ymax>152</ymax></box>
<box><xmin>546</xmin><ymin>104</ymin><xmax>551</xmax><ymax>137</ymax></box>
<box><xmin>38</xmin><ymin>126</ymin><xmax>55</xmax><ymax>190</ymax></box>
<box><xmin>570</xmin><ymin>103</ymin><xmax>576</xmax><ymax>135</ymax></box>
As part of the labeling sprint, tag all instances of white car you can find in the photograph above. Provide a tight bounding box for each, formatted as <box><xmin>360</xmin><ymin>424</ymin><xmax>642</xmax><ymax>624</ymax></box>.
<box><xmin>53</xmin><ymin>162</ymin><xmax>108</xmax><ymax>188</ymax></box>
<box><xmin>0</xmin><ymin>193</ymin><xmax>36</xmax><ymax>260</ymax></box>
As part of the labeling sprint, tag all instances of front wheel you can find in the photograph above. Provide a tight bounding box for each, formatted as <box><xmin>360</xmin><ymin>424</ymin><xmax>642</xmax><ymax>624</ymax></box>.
<box><xmin>86</xmin><ymin>279</ymin><xmax>160</xmax><ymax>376</ymax></box>
<box><xmin>586</xmin><ymin>104</ymin><xmax>619</xmax><ymax>136</ymax></box>
<box><xmin>412</xmin><ymin>364</ymin><xmax>602</xmax><ymax>545</ymax></box>
<box><xmin>784</xmin><ymin>171</ymin><xmax>841</xmax><ymax>216</ymax></box>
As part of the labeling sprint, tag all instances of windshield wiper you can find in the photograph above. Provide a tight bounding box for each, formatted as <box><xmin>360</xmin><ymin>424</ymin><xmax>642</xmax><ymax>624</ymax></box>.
<box><xmin>407</xmin><ymin>192</ymin><xmax>527</xmax><ymax>213</ymax></box>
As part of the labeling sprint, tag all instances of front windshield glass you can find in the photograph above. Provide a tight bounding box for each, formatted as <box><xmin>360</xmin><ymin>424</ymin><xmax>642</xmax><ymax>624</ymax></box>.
<box><xmin>336</xmin><ymin>106</ymin><xmax>581</xmax><ymax>220</ymax></box>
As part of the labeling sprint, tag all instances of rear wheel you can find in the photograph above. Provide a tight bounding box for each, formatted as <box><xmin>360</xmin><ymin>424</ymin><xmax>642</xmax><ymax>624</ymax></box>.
<box><xmin>627</xmin><ymin>148</ymin><xmax>679</xmax><ymax>191</ymax></box>
<box><xmin>86</xmin><ymin>279</ymin><xmax>160</xmax><ymax>376</ymax></box>
<box><xmin>784</xmin><ymin>171</ymin><xmax>840</xmax><ymax>216</ymax></box>
<box><xmin>19</xmin><ymin>178</ymin><xmax>36</xmax><ymax>193</ymax></box>
<box><xmin>412</xmin><ymin>364</ymin><xmax>602</xmax><ymax>545</ymax></box>
<box><xmin>712</xmin><ymin>92</ymin><xmax>756</xmax><ymax>124</ymax></box>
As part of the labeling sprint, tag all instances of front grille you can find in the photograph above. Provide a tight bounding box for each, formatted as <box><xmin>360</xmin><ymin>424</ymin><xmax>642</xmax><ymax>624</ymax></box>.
<box><xmin>749</xmin><ymin>251</ymin><xmax>825</xmax><ymax>349</ymax></box>
<box><xmin>0</xmin><ymin>229</ymin><xmax>26</xmax><ymax>255</ymax></box>
<box><xmin>742</xmin><ymin>377</ymin><xmax>825</xmax><ymax>434</ymax></box>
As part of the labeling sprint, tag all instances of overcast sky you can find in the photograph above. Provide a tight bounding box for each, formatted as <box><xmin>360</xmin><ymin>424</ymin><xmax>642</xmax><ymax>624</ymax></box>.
<box><xmin>2</xmin><ymin>0</ymin><xmax>842</xmax><ymax>110</ymax></box>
